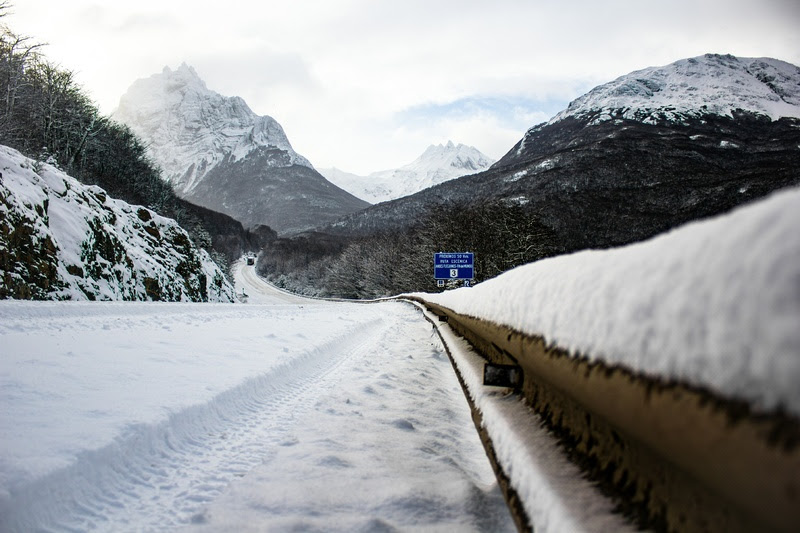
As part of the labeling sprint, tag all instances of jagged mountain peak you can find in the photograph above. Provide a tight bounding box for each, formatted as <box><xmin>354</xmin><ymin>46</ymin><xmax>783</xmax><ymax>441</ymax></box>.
<box><xmin>113</xmin><ymin>64</ymin><xmax>367</xmax><ymax>235</ymax></box>
<box><xmin>550</xmin><ymin>54</ymin><xmax>800</xmax><ymax>126</ymax></box>
<box><xmin>420</xmin><ymin>140</ymin><xmax>464</xmax><ymax>158</ymax></box>
<box><xmin>425</xmin><ymin>140</ymin><xmax>456</xmax><ymax>151</ymax></box>
<box><xmin>162</xmin><ymin>62</ymin><xmax>206</xmax><ymax>88</ymax></box>
<box><xmin>112</xmin><ymin>63</ymin><xmax>311</xmax><ymax>195</ymax></box>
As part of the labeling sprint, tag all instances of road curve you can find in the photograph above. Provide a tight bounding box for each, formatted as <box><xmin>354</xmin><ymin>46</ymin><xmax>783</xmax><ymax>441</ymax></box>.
<box><xmin>232</xmin><ymin>259</ymin><xmax>311</xmax><ymax>305</ymax></box>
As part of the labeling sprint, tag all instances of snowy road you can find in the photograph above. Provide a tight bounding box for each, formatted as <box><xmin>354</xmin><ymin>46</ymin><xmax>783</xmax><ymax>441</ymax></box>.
<box><xmin>233</xmin><ymin>260</ymin><xmax>309</xmax><ymax>304</ymax></box>
<box><xmin>0</xmin><ymin>263</ymin><xmax>513</xmax><ymax>532</ymax></box>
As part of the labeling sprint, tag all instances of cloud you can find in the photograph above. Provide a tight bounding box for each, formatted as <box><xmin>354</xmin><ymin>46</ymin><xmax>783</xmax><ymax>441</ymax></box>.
<box><xmin>192</xmin><ymin>50</ymin><xmax>321</xmax><ymax>116</ymax></box>
<box><xmin>400</xmin><ymin>97</ymin><xmax>564</xmax><ymax>128</ymax></box>
<box><xmin>115</xmin><ymin>12</ymin><xmax>181</xmax><ymax>33</ymax></box>
<box><xmin>391</xmin><ymin>96</ymin><xmax>562</xmax><ymax>161</ymax></box>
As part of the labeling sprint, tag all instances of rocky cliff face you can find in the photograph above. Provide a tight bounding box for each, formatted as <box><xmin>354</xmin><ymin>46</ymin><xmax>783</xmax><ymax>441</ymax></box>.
<box><xmin>327</xmin><ymin>54</ymin><xmax>800</xmax><ymax>254</ymax></box>
<box><xmin>0</xmin><ymin>145</ymin><xmax>234</xmax><ymax>302</ymax></box>
<box><xmin>113</xmin><ymin>64</ymin><xmax>368</xmax><ymax>234</ymax></box>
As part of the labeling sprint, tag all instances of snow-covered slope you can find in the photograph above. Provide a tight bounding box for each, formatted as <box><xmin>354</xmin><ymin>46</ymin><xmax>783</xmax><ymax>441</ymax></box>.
<box><xmin>320</xmin><ymin>141</ymin><xmax>495</xmax><ymax>203</ymax></box>
<box><xmin>418</xmin><ymin>185</ymin><xmax>800</xmax><ymax>416</ymax></box>
<box><xmin>112</xmin><ymin>63</ymin><xmax>311</xmax><ymax>195</ymax></box>
<box><xmin>551</xmin><ymin>53</ymin><xmax>800</xmax><ymax>126</ymax></box>
<box><xmin>0</xmin><ymin>145</ymin><xmax>234</xmax><ymax>302</ymax></box>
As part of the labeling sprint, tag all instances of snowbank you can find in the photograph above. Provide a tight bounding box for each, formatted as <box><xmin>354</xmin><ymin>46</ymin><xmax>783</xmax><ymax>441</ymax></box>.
<box><xmin>416</xmin><ymin>185</ymin><xmax>800</xmax><ymax>416</ymax></box>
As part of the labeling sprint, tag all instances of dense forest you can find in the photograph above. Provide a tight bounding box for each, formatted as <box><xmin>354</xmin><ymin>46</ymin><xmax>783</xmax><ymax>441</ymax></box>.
<box><xmin>258</xmin><ymin>201</ymin><xmax>562</xmax><ymax>298</ymax></box>
<box><xmin>0</xmin><ymin>4</ymin><xmax>259</xmax><ymax>268</ymax></box>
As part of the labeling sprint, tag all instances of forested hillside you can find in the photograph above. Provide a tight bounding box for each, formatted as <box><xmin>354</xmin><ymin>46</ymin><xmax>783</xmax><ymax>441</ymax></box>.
<box><xmin>0</xmin><ymin>7</ymin><xmax>261</xmax><ymax>268</ymax></box>
<box><xmin>258</xmin><ymin>201</ymin><xmax>560</xmax><ymax>298</ymax></box>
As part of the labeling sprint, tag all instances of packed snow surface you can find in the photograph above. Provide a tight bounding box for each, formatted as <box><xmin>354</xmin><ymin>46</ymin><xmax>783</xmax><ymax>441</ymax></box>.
<box><xmin>551</xmin><ymin>54</ymin><xmax>800</xmax><ymax>126</ymax></box>
<box><xmin>0</xmin><ymin>263</ymin><xmax>515</xmax><ymax>532</ymax></box>
<box><xmin>112</xmin><ymin>63</ymin><xmax>312</xmax><ymax>194</ymax></box>
<box><xmin>320</xmin><ymin>141</ymin><xmax>495</xmax><ymax>203</ymax></box>
<box><xmin>418</xmin><ymin>186</ymin><xmax>800</xmax><ymax>416</ymax></box>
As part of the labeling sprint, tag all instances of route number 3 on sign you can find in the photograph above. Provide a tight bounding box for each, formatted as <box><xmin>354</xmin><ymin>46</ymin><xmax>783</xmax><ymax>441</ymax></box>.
<box><xmin>434</xmin><ymin>253</ymin><xmax>475</xmax><ymax>281</ymax></box>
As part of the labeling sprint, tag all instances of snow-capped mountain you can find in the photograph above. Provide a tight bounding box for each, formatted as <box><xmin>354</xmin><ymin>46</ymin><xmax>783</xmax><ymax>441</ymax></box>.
<box><xmin>508</xmin><ymin>53</ymin><xmax>800</xmax><ymax>165</ymax></box>
<box><xmin>511</xmin><ymin>54</ymin><xmax>800</xmax><ymax>165</ymax></box>
<box><xmin>113</xmin><ymin>63</ymin><xmax>311</xmax><ymax>194</ymax></box>
<box><xmin>328</xmin><ymin>54</ymin><xmax>800</xmax><ymax>256</ymax></box>
<box><xmin>0</xmin><ymin>145</ymin><xmax>234</xmax><ymax>302</ymax></box>
<box><xmin>320</xmin><ymin>141</ymin><xmax>494</xmax><ymax>203</ymax></box>
<box><xmin>553</xmin><ymin>53</ymin><xmax>800</xmax><ymax>125</ymax></box>
<box><xmin>113</xmin><ymin>64</ymin><xmax>368</xmax><ymax>234</ymax></box>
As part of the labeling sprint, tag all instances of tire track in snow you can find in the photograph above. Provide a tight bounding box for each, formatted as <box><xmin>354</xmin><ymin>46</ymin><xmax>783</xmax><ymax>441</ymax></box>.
<box><xmin>186</xmin><ymin>302</ymin><xmax>515</xmax><ymax>532</ymax></box>
<box><xmin>1</xmin><ymin>317</ymin><xmax>386</xmax><ymax>532</ymax></box>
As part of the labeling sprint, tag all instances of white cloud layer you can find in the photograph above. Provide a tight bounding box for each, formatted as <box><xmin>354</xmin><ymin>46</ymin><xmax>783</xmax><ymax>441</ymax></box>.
<box><xmin>7</xmin><ymin>0</ymin><xmax>800</xmax><ymax>173</ymax></box>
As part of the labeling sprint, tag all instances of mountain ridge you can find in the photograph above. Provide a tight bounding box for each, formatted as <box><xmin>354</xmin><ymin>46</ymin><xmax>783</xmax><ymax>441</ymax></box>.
<box><xmin>552</xmin><ymin>53</ymin><xmax>800</xmax><ymax>125</ymax></box>
<box><xmin>323</xmin><ymin>54</ymin><xmax>800</xmax><ymax>255</ymax></box>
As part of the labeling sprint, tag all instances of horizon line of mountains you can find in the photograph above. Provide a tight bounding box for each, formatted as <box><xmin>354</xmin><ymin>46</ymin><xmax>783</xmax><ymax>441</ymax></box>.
<box><xmin>112</xmin><ymin>53</ymin><xmax>800</xmax><ymax>246</ymax></box>
<box><xmin>4</xmin><ymin>52</ymin><xmax>800</xmax><ymax>303</ymax></box>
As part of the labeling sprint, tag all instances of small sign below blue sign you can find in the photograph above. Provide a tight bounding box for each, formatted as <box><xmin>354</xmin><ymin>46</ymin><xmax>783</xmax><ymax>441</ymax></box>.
<box><xmin>434</xmin><ymin>252</ymin><xmax>474</xmax><ymax>280</ymax></box>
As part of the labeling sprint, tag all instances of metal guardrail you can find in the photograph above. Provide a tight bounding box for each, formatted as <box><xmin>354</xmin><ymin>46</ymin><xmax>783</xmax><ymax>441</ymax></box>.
<box><xmin>405</xmin><ymin>296</ymin><xmax>800</xmax><ymax>533</ymax></box>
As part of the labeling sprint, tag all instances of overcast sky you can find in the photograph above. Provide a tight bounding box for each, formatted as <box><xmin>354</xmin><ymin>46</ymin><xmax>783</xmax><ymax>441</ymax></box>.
<box><xmin>7</xmin><ymin>0</ymin><xmax>800</xmax><ymax>174</ymax></box>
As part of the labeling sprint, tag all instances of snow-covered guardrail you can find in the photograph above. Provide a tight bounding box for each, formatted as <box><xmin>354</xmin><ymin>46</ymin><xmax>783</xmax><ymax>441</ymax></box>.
<box><xmin>406</xmin><ymin>297</ymin><xmax>798</xmax><ymax>533</ymax></box>
<box><xmin>403</xmin><ymin>187</ymin><xmax>800</xmax><ymax>533</ymax></box>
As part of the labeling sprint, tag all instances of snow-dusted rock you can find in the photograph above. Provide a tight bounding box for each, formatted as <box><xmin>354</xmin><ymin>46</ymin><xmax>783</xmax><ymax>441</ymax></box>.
<box><xmin>0</xmin><ymin>145</ymin><xmax>234</xmax><ymax>302</ymax></box>
<box><xmin>320</xmin><ymin>141</ymin><xmax>495</xmax><ymax>203</ymax></box>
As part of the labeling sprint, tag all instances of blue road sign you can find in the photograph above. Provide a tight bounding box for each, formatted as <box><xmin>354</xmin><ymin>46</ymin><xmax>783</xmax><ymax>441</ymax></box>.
<box><xmin>434</xmin><ymin>252</ymin><xmax>474</xmax><ymax>280</ymax></box>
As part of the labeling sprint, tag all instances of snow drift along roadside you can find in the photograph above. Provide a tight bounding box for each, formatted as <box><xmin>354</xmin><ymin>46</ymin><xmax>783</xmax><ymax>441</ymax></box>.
<box><xmin>415</xmin><ymin>185</ymin><xmax>800</xmax><ymax>416</ymax></box>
